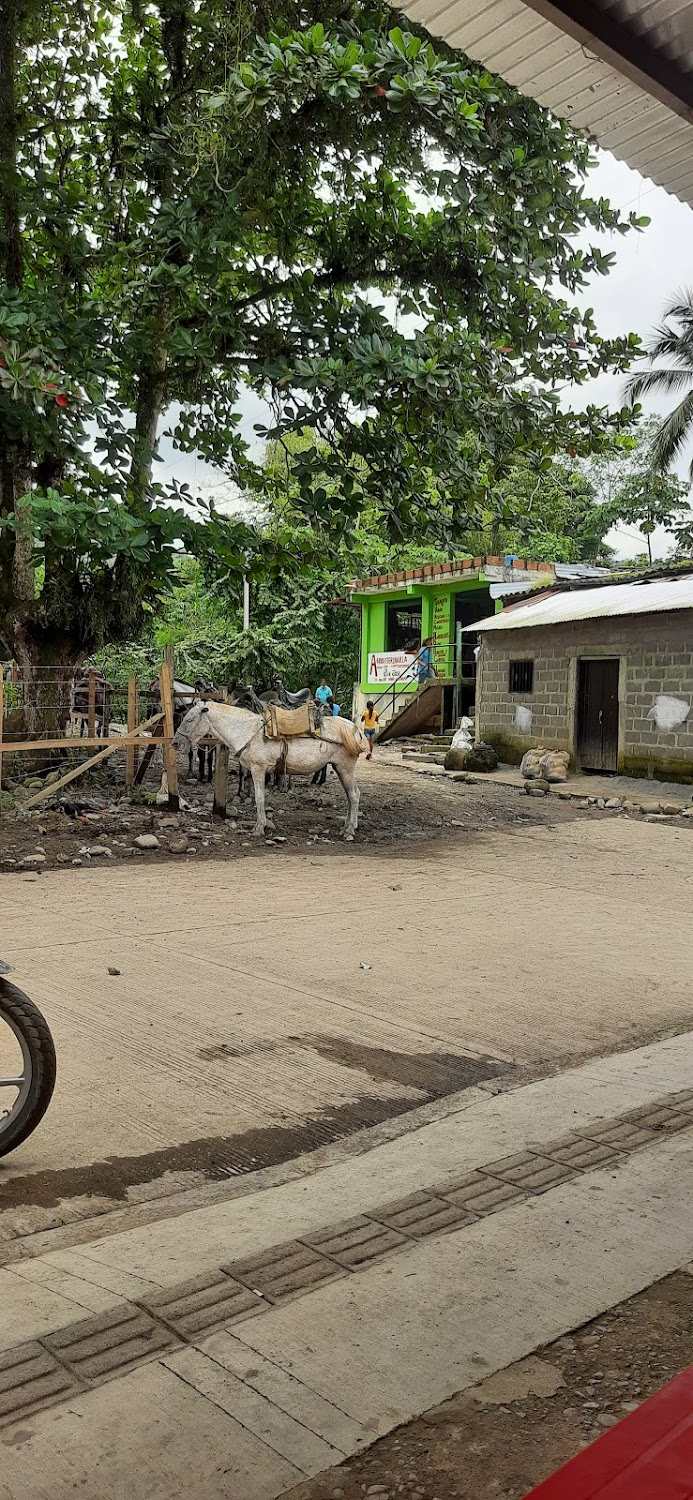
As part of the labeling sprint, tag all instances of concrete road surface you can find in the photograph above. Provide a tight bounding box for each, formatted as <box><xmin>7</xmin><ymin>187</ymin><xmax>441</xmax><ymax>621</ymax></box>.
<box><xmin>1</xmin><ymin>813</ymin><xmax>691</xmax><ymax>1205</ymax></box>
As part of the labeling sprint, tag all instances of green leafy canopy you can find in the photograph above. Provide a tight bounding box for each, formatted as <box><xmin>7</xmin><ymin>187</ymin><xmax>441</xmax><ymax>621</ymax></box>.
<box><xmin>0</xmin><ymin>0</ymin><xmax>647</xmax><ymax>669</ymax></box>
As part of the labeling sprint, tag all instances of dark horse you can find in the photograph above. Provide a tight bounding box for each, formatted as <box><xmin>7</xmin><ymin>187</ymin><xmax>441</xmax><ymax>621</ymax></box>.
<box><xmin>70</xmin><ymin>672</ymin><xmax>112</xmax><ymax>736</ymax></box>
<box><xmin>146</xmin><ymin>677</ymin><xmax>217</xmax><ymax>781</ymax></box>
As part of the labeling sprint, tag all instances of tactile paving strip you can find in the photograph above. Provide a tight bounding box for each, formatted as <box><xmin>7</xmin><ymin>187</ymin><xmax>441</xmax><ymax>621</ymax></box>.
<box><xmin>1</xmin><ymin>1087</ymin><xmax>689</xmax><ymax>1429</ymax></box>
<box><xmin>0</xmin><ymin>1341</ymin><xmax>81</xmax><ymax>1425</ymax></box>
<box><xmin>623</xmin><ymin>1102</ymin><xmax>693</xmax><ymax>1132</ymax></box>
<box><xmin>369</xmin><ymin>1191</ymin><xmax>478</xmax><ymax>1238</ymax></box>
<box><xmin>668</xmin><ymin>1089</ymin><xmax>693</xmax><ymax>1109</ymax></box>
<box><xmin>43</xmin><ymin>1303</ymin><xmax>179</xmax><ymax>1383</ymax></box>
<box><xmin>140</xmin><ymin>1270</ymin><xmax>263</xmax><ymax>1338</ymax></box>
<box><xmin>437</xmin><ymin>1169</ymin><xmax>529</xmax><ymax>1216</ymax></box>
<box><xmin>481</xmin><ymin>1152</ymin><xmax>578</xmax><ymax>1194</ymax></box>
<box><xmin>579</xmin><ymin>1119</ymin><xmax>659</xmax><ymax>1151</ymax></box>
<box><xmin>302</xmin><ymin>1216</ymin><xmax>409</xmax><ymax>1268</ymax></box>
<box><xmin>223</xmin><ymin>1240</ymin><xmax>344</xmax><ymax>1301</ymax></box>
<box><xmin>534</xmin><ymin>1135</ymin><xmax>624</xmax><ymax>1171</ymax></box>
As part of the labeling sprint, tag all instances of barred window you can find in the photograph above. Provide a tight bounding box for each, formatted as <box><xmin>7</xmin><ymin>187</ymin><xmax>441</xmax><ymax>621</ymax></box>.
<box><xmin>509</xmin><ymin>659</ymin><xmax>534</xmax><ymax>693</ymax></box>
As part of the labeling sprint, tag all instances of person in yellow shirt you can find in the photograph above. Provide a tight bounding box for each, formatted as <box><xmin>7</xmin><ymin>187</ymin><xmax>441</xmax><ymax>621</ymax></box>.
<box><xmin>361</xmin><ymin>701</ymin><xmax>379</xmax><ymax>760</ymax></box>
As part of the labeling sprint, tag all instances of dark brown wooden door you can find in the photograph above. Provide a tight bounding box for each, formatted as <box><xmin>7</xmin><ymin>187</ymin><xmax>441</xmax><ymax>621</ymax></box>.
<box><xmin>577</xmin><ymin>659</ymin><xmax>620</xmax><ymax>772</ymax></box>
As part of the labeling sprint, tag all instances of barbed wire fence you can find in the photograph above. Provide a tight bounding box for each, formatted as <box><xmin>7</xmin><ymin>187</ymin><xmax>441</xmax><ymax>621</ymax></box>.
<box><xmin>0</xmin><ymin>653</ymin><xmax>179</xmax><ymax>812</ymax></box>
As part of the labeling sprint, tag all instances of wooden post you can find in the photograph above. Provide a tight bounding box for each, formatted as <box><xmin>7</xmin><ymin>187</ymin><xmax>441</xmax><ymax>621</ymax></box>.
<box><xmin>0</xmin><ymin>677</ymin><xmax>4</xmax><ymax>795</ymax></box>
<box><xmin>125</xmin><ymin>677</ymin><xmax>137</xmax><ymax>791</ymax></box>
<box><xmin>213</xmin><ymin>745</ymin><xmax>229</xmax><ymax>820</ymax></box>
<box><xmin>159</xmin><ymin>646</ymin><xmax>179</xmax><ymax>812</ymax></box>
<box><xmin>212</xmin><ymin>685</ymin><xmax>229</xmax><ymax>820</ymax></box>
<box><xmin>88</xmin><ymin>670</ymin><xmax>96</xmax><ymax>739</ymax></box>
<box><xmin>132</xmin><ymin>723</ymin><xmax>163</xmax><ymax>787</ymax></box>
<box><xmin>10</xmin><ymin>661</ymin><xmax>17</xmax><ymax>685</ymax></box>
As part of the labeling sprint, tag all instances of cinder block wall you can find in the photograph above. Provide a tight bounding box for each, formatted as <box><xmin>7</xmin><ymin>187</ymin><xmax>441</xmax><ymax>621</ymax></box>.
<box><xmin>476</xmin><ymin>610</ymin><xmax>693</xmax><ymax>780</ymax></box>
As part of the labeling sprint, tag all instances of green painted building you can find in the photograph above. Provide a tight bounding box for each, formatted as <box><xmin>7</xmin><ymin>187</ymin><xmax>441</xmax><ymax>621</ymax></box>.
<box><xmin>345</xmin><ymin>556</ymin><xmax>569</xmax><ymax>737</ymax></box>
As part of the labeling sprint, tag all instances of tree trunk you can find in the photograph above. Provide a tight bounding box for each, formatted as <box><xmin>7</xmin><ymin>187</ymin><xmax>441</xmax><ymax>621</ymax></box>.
<box><xmin>129</xmin><ymin>357</ymin><xmax>168</xmax><ymax>508</ymax></box>
<box><xmin>10</xmin><ymin>625</ymin><xmax>85</xmax><ymax>742</ymax></box>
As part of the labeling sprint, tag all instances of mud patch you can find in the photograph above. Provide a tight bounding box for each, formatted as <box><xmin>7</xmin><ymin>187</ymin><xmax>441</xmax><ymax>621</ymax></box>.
<box><xmin>196</xmin><ymin>1039</ymin><xmax>277</xmax><ymax>1062</ymax></box>
<box><xmin>0</xmin><ymin>1045</ymin><xmax>509</xmax><ymax>1214</ymax></box>
<box><xmin>307</xmin><ymin>1036</ymin><xmax>506</xmax><ymax>1095</ymax></box>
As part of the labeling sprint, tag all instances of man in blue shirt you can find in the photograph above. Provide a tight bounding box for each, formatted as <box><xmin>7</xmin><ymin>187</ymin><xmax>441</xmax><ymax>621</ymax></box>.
<box><xmin>315</xmin><ymin>678</ymin><xmax>332</xmax><ymax>705</ymax></box>
<box><xmin>313</xmin><ymin>697</ymin><xmax>339</xmax><ymax>784</ymax></box>
<box><xmin>415</xmin><ymin>638</ymin><xmax>434</xmax><ymax>684</ymax></box>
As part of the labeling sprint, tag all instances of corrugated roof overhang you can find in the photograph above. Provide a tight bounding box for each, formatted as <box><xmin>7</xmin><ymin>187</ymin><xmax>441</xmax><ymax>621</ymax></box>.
<box><xmin>396</xmin><ymin>0</ymin><xmax>693</xmax><ymax>207</ymax></box>
<box><xmin>465</xmin><ymin>573</ymin><xmax>693</xmax><ymax>631</ymax></box>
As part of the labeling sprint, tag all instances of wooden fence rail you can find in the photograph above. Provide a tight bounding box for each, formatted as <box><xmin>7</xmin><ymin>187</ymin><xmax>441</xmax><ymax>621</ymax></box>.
<box><xmin>21</xmin><ymin>713</ymin><xmax>167</xmax><ymax>808</ymax></box>
<box><xmin>0</xmin><ymin>656</ymin><xmax>181</xmax><ymax>812</ymax></box>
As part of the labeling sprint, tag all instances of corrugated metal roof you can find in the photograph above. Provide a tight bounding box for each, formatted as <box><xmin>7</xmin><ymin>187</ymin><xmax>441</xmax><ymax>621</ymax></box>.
<box><xmin>398</xmin><ymin>0</ymin><xmax>693</xmax><ymax>206</ymax></box>
<box><xmin>466</xmin><ymin>573</ymin><xmax>693</xmax><ymax>630</ymax></box>
<box><xmin>554</xmin><ymin>563</ymin><xmax>610</xmax><ymax>578</ymax></box>
<box><xmin>489</xmin><ymin>580</ymin><xmax>536</xmax><ymax>597</ymax></box>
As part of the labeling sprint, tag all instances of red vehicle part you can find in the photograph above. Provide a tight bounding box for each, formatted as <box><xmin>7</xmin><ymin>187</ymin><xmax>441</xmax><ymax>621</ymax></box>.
<box><xmin>526</xmin><ymin>1365</ymin><xmax>693</xmax><ymax>1498</ymax></box>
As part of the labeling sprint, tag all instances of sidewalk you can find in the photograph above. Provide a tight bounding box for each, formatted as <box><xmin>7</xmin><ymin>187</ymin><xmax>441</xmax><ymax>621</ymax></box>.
<box><xmin>1</xmin><ymin>1034</ymin><xmax>692</xmax><ymax>1498</ymax></box>
<box><xmin>383</xmin><ymin>747</ymin><xmax>693</xmax><ymax>806</ymax></box>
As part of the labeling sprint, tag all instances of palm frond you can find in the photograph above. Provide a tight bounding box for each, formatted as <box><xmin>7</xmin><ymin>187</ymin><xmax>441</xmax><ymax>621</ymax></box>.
<box><xmin>660</xmin><ymin>287</ymin><xmax>693</xmax><ymax>324</ymax></box>
<box><xmin>624</xmin><ymin>366</ymin><xmax>693</xmax><ymax>404</ymax></box>
<box><xmin>624</xmin><ymin>290</ymin><xmax>693</xmax><ymax>470</ymax></box>
<box><xmin>648</xmin><ymin>389</ymin><xmax>693</xmax><ymax>474</ymax></box>
<box><xmin>645</xmin><ymin>326</ymin><xmax>693</xmax><ymax>364</ymax></box>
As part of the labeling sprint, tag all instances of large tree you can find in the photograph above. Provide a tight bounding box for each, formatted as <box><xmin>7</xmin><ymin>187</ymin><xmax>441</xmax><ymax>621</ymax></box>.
<box><xmin>579</xmin><ymin>420</ymin><xmax>692</xmax><ymax>564</ymax></box>
<box><xmin>0</xmin><ymin>0</ymin><xmax>644</xmax><ymax>723</ymax></box>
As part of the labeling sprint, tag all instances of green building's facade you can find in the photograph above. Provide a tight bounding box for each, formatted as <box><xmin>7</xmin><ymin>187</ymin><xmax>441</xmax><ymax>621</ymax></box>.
<box><xmin>347</xmin><ymin>556</ymin><xmax>557</xmax><ymax>730</ymax></box>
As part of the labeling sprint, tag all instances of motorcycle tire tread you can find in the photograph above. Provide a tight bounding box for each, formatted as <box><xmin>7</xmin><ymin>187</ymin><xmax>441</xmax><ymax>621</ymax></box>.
<box><xmin>0</xmin><ymin>978</ymin><xmax>56</xmax><ymax>1159</ymax></box>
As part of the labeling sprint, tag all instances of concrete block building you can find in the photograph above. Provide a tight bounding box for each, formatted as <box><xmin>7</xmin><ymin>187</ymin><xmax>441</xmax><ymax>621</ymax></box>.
<box><xmin>470</xmin><ymin>571</ymin><xmax>693</xmax><ymax>783</ymax></box>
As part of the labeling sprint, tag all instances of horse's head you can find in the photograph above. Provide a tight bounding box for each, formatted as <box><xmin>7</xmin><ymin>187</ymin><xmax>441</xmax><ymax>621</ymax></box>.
<box><xmin>172</xmin><ymin>701</ymin><xmax>210</xmax><ymax>752</ymax></box>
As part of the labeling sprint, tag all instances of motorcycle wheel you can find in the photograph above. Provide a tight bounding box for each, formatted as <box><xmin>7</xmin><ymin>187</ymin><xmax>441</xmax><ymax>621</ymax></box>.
<box><xmin>0</xmin><ymin>978</ymin><xmax>56</xmax><ymax>1159</ymax></box>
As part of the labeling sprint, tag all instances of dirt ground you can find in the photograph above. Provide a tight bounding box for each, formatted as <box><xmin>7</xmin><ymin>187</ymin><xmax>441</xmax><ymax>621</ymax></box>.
<box><xmin>284</xmin><ymin>1270</ymin><xmax>693</xmax><ymax>1500</ymax></box>
<box><xmin>1</xmin><ymin>748</ymin><xmax>692</xmax><ymax>873</ymax></box>
<box><xmin>0</xmin><ymin>757</ymin><xmax>585</xmax><ymax>872</ymax></box>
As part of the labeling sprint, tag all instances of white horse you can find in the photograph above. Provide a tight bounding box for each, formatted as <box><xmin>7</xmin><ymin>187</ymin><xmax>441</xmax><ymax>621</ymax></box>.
<box><xmin>172</xmin><ymin>701</ymin><xmax>366</xmax><ymax>839</ymax></box>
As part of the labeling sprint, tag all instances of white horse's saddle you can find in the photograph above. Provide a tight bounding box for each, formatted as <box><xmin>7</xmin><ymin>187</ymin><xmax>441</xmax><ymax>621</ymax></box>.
<box><xmin>263</xmin><ymin>702</ymin><xmax>320</xmax><ymax>740</ymax></box>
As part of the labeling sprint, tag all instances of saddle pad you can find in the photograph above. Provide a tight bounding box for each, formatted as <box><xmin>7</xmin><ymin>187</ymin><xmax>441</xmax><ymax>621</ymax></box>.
<box><xmin>263</xmin><ymin>702</ymin><xmax>317</xmax><ymax>739</ymax></box>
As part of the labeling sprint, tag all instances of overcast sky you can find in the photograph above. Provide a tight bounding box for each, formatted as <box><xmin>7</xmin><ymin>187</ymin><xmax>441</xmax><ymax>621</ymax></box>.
<box><xmin>568</xmin><ymin>151</ymin><xmax>693</xmax><ymax>557</ymax></box>
<box><xmin>157</xmin><ymin>147</ymin><xmax>693</xmax><ymax>561</ymax></box>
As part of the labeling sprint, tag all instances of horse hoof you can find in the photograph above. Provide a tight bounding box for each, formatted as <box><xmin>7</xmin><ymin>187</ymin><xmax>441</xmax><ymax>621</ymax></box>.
<box><xmin>343</xmin><ymin>832</ymin><xmax>355</xmax><ymax>842</ymax></box>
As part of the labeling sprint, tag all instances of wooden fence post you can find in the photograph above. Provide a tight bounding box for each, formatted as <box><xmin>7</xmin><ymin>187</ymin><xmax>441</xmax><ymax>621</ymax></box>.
<box><xmin>213</xmin><ymin>745</ymin><xmax>229</xmax><ymax>820</ymax></box>
<box><xmin>160</xmin><ymin>645</ymin><xmax>179</xmax><ymax>813</ymax></box>
<box><xmin>88</xmin><ymin>670</ymin><xmax>96</xmax><ymax>739</ymax></box>
<box><xmin>125</xmin><ymin>677</ymin><xmax>137</xmax><ymax>791</ymax></box>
